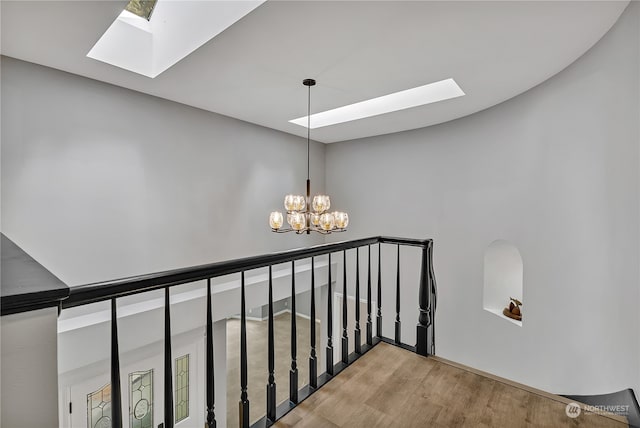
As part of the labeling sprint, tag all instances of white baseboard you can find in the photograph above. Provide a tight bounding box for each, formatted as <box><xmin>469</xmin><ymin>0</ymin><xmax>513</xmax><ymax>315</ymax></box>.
<box><xmin>230</xmin><ymin>309</ymin><xmax>320</xmax><ymax>324</ymax></box>
<box><xmin>293</xmin><ymin>310</ymin><xmax>321</xmax><ymax>324</ymax></box>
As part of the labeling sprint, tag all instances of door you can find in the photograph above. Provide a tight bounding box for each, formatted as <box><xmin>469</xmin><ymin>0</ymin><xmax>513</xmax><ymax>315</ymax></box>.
<box><xmin>66</xmin><ymin>337</ymin><xmax>203</xmax><ymax>428</ymax></box>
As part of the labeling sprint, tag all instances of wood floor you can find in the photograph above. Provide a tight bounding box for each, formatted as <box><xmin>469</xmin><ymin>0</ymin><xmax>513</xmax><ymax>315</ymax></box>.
<box><xmin>273</xmin><ymin>342</ymin><xmax>628</xmax><ymax>428</ymax></box>
<box><xmin>227</xmin><ymin>313</ymin><xmax>321</xmax><ymax>427</ymax></box>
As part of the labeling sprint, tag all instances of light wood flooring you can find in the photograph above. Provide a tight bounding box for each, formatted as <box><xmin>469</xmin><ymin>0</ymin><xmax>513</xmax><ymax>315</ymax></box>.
<box><xmin>273</xmin><ymin>342</ymin><xmax>628</xmax><ymax>428</ymax></box>
<box><xmin>227</xmin><ymin>312</ymin><xmax>321</xmax><ymax>427</ymax></box>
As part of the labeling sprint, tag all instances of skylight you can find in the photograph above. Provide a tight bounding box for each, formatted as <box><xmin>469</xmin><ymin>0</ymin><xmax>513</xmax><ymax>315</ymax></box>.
<box><xmin>87</xmin><ymin>0</ymin><xmax>266</xmax><ymax>78</ymax></box>
<box><xmin>125</xmin><ymin>0</ymin><xmax>157</xmax><ymax>21</ymax></box>
<box><xmin>290</xmin><ymin>78</ymin><xmax>465</xmax><ymax>129</ymax></box>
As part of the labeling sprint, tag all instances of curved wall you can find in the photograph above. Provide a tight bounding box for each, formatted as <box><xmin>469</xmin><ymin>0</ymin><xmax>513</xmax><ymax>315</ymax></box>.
<box><xmin>326</xmin><ymin>3</ymin><xmax>639</xmax><ymax>397</ymax></box>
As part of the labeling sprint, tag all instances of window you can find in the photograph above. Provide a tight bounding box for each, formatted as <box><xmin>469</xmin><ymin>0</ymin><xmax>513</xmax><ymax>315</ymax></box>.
<box><xmin>87</xmin><ymin>383</ymin><xmax>111</xmax><ymax>428</ymax></box>
<box><xmin>175</xmin><ymin>354</ymin><xmax>190</xmax><ymax>423</ymax></box>
<box><xmin>129</xmin><ymin>369</ymin><xmax>154</xmax><ymax>428</ymax></box>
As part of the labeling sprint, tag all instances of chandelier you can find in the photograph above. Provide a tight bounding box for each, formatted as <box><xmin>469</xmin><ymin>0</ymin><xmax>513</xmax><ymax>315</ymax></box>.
<box><xmin>269</xmin><ymin>78</ymin><xmax>349</xmax><ymax>234</ymax></box>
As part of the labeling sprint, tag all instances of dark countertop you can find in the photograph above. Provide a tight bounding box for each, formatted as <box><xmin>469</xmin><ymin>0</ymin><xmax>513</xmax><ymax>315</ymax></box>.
<box><xmin>1</xmin><ymin>233</ymin><xmax>69</xmax><ymax>315</ymax></box>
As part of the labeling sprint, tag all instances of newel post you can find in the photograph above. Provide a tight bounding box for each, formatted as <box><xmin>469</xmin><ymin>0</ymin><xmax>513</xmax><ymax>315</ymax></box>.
<box><xmin>416</xmin><ymin>241</ymin><xmax>434</xmax><ymax>356</ymax></box>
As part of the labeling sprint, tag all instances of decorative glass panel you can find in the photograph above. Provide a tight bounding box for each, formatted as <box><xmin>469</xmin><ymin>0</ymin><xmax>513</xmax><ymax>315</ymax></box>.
<box><xmin>129</xmin><ymin>369</ymin><xmax>153</xmax><ymax>428</ymax></box>
<box><xmin>87</xmin><ymin>383</ymin><xmax>111</xmax><ymax>428</ymax></box>
<box><xmin>124</xmin><ymin>0</ymin><xmax>157</xmax><ymax>21</ymax></box>
<box><xmin>175</xmin><ymin>354</ymin><xmax>190</xmax><ymax>423</ymax></box>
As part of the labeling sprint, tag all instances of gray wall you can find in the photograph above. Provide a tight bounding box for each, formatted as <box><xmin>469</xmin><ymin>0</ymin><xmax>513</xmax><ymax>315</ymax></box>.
<box><xmin>0</xmin><ymin>57</ymin><xmax>325</xmax><ymax>286</ymax></box>
<box><xmin>326</xmin><ymin>3</ymin><xmax>640</xmax><ymax>397</ymax></box>
<box><xmin>247</xmin><ymin>290</ymin><xmax>316</xmax><ymax>319</ymax></box>
<box><xmin>288</xmin><ymin>288</ymin><xmax>313</xmax><ymax>319</ymax></box>
<box><xmin>247</xmin><ymin>298</ymin><xmax>288</xmax><ymax>320</ymax></box>
<box><xmin>1</xmin><ymin>308</ymin><xmax>59</xmax><ymax>428</ymax></box>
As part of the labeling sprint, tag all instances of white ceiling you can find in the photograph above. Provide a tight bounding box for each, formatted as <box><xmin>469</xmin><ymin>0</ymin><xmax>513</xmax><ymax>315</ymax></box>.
<box><xmin>0</xmin><ymin>1</ymin><xmax>628</xmax><ymax>143</ymax></box>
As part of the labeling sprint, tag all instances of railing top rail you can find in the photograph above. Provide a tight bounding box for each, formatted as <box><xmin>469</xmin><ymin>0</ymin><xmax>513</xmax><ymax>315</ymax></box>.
<box><xmin>54</xmin><ymin>236</ymin><xmax>430</xmax><ymax>309</ymax></box>
<box><xmin>379</xmin><ymin>236</ymin><xmax>432</xmax><ymax>247</ymax></box>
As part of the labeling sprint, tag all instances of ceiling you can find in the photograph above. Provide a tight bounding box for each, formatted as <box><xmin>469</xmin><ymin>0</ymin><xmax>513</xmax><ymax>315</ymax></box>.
<box><xmin>0</xmin><ymin>1</ymin><xmax>628</xmax><ymax>143</ymax></box>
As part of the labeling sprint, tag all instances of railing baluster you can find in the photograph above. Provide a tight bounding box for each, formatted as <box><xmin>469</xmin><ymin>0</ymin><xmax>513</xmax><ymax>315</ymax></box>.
<box><xmin>417</xmin><ymin>241</ymin><xmax>437</xmax><ymax>357</ymax></box>
<box><xmin>354</xmin><ymin>248</ymin><xmax>361</xmax><ymax>354</ymax></box>
<box><xmin>290</xmin><ymin>261</ymin><xmax>298</xmax><ymax>403</ymax></box>
<box><xmin>395</xmin><ymin>245</ymin><xmax>401</xmax><ymax>345</ymax></box>
<box><xmin>239</xmin><ymin>272</ymin><xmax>249</xmax><ymax>428</ymax></box>
<box><xmin>164</xmin><ymin>288</ymin><xmax>174</xmax><ymax>428</ymax></box>
<box><xmin>266</xmin><ymin>266</ymin><xmax>276</xmax><ymax>421</ymax></box>
<box><xmin>326</xmin><ymin>253</ymin><xmax>334</xmax><ymax>375</ymax></box>
<box><xmin>206</xmin><ymin>279</ymin><xmax>217</xmax><ymax>427</ymax></box>
<box><xmin>428</xmin><ymin>241</ymin><xmax>437</xmax><ymax>355</ymax></box>
<box><xmin>309</xmin><ymin>257</ymin><xmax>318</xmax><ymax>388</ymax></box>
<box><xmin>376</xmin><ymin>244</ymin><xmax>382</xmax><ymax>338</ymax></box>
<box><xmin>110</xmin><ymin>298</ymin><xmax>123</xmax><ymax>428</ymax></box>
<box><xmin>341</xmin><ymin>250</ymin><xmax>349</xmax><ymax>364</ymax></box>
<box><xmin>416</xmin><ymin>244</ymin><xmax>430</xmax><ymax>357</ymax></box>
<box><xmin>366</xmin><ymin>245</ymin><xmax>373</xmax><ymax>345</ymax></box>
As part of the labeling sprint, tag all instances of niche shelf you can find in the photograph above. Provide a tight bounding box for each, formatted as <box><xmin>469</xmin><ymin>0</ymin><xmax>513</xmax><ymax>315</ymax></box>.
<box><xmin>483</xmin><ymin>240</ymin><xmax>523</xmax><ymax>326</ymax></box>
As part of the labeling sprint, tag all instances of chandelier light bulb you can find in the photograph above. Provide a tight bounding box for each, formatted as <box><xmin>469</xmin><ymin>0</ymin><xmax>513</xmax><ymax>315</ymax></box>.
<box><xmin>284</xmin><ymin>194</ymin><xmax>296</xmax><ymax>211</ymax></box>
<box><xmin>285</xmin><ymin>194</ymin><xmax>306</xmax><ymax>212</ymax></box>
<box><xmin>269</xmin><ymin>211</ymin><xmax>284</xmax><ymax>230</ymax></box>
<box><xmin>334</xmin><ymin>211</ymin><xmax>349</xmax><ymax>229</ymax></box>
<box><xmin>290</xmin><ymin>212</ymin><xmax>306</xmax><ymax>231</ymax></box>
<box><xmin>310</xmin><ymin>212</ymin><xmax>321</xmax><ymax>226</ymax></box>
<box><xmin>294</xmin><ymin>195</ymin><xmax>306</xmax><ymax>211</ymax></box>
<box><xmin>319</xmin><ymin>212</ymin><xmax>335</xmax><ymax>231</ymax></box>
<box><xmin>312</xmin><ymin>195</ymin><xmax>330</xmax><ymax>213</ymax></box>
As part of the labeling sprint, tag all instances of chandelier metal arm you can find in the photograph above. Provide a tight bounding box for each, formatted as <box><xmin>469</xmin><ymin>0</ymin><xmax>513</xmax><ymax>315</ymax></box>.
<box><xmin>270</xmin><ymin>227</ymin><xmax>346</xmax><ymax>235</ymax></box>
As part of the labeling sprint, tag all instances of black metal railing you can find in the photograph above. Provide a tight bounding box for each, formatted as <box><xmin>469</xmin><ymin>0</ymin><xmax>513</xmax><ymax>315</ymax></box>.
<box><xmin>58</xmin><ymin>236</ymin><xmax>436</xmax><ymax>428</ymax></box>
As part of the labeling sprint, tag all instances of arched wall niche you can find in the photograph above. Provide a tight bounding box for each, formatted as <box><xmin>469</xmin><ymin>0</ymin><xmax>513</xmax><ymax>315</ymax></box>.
<box><xmin>483</xmin><ymin>240</ymin><xmax>523</xmax><ymax>326</ymax></box>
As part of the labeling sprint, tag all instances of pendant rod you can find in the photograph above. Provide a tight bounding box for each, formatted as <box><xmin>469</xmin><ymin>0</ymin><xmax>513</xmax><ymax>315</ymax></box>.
<box><xmin>306</xmin><ymin>83</ymin><xmax>311</xmax><ymax>235</ymax></box>
<box><xmin>302</xmin><ymin>78</ymin><xmax>315</xmax><ymax>184</ymax></box>
<box><xmin>307</xmin><ymin>82</ymin><xmax>311</xmax><ymax>182</ymax></box>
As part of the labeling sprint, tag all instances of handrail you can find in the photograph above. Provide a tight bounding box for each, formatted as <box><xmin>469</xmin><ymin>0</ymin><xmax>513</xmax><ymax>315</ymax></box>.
<box><xmin>61</xmin><ymin>236</ymin><xmax>431</xmax><ymax>309</ymax></box>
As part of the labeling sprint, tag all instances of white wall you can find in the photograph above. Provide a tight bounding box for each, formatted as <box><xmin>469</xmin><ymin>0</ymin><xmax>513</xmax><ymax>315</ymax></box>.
<box><xmin>326</xmin><ymin>2</ymin><xmax>639</xmax><ymax>398</ymax></box>
<box><xmin>1</xmin><ymin>308</ymin><xmax>59</xmax><ymax>428</ymax></box>
<box><xmin>0</xmin><ymin>56</ymin><xmax>325</xmax><ymax>286</ymax></box>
